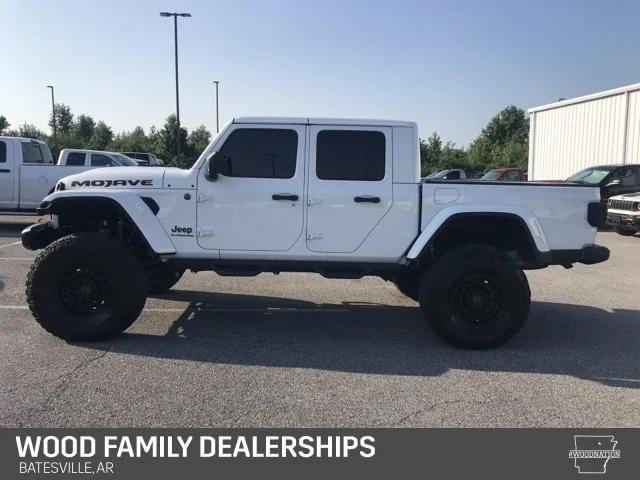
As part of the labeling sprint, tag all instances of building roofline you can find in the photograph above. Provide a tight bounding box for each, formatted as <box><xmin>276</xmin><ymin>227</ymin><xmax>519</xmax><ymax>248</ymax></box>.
<box><xmin>528</xmin><ymin>82</ymin><xmax>640</xmax><ymax>114</ymax></box>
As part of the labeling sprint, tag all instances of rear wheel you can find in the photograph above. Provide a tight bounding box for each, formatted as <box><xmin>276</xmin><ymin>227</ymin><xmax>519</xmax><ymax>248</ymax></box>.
<box><xmin>147</xmin><ymin>263</ymin><xmax>185</xmax><ymax>294</ymax></box>
<box><xmin>614</xmin><ymin>226</ymin><xmax>637</xmax><ymax>236</ymax></box>
<box><xmin>418</xmin><ymin>244</ymin><xmax>530</xmax><ymax>349</ymax></box>
<box><xmin>26</xmin><ymin>233</ymin><xmax>147</xmax><ymax>341</ymax></box>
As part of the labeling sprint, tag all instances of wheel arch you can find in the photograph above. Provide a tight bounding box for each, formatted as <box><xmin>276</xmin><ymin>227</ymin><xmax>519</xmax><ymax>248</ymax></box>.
<box><xmin>38</xmin><ymin>191</ymin><xmax>175</xmax><ymax>254</ymax></box>
<box><xmin>407</xmin><ymin>206</ymin><xmax>550</xmax><ymax>266</ymax></box>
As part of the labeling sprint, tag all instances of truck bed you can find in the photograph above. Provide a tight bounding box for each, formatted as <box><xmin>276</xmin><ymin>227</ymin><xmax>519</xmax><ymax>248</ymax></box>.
<box><xmin>420</xmin><ymin>180</ymin><xmax>599</xmax><ymax>252</ymax></box>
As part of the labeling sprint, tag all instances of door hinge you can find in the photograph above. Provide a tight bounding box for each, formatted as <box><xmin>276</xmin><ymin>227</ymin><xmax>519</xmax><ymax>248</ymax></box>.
<box><xmin>197</xmin><ymin>194</ymin><xmax>215</xmax><ymax>203</ymax></box>
<box><xmin>306</xmin><ymin>232</ymin><xmax>323</xmax><ymax>240</ymax></box>
<box><xmin>307</xmin><ymin>197</ymin><xmax>323</xmax><ymax>206</ymax></box>
<box><xmin>197</xmin><ymin>230</ymin><xmax>215</xmax><ymax>238</ymax></box>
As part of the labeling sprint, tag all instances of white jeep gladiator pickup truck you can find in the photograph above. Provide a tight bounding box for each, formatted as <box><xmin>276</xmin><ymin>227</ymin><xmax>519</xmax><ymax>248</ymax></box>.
<box><xmin>21</xmin><ymin>117</ymin><xmax>610</xmax><ymax>348</ymax></box>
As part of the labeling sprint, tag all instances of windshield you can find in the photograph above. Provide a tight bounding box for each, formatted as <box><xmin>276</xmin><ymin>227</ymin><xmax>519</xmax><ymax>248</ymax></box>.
<box><xmin>113</xmin><ymin>154</ymin><xmax>139</xmax><ymax>166</ymax></box>
<box><xmin>480</xmin><ymin>169</ymin><xmax>502</xmax><ymax>181</ymax></box>
<box><xmin>566</xmin><ymin>167</ymin><xmax>614</xmax><ymax>185</ymax></box>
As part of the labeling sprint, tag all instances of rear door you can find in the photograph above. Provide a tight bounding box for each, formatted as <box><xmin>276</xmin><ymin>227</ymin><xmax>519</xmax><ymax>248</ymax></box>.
<box><xmin>0</xmin><ymin>139</ymin><xmax>15</xmax><ymax>206</ymax></box>
<box><xmin>306</xmin><ymin>126</ymin><xmax>392</xmax><ymax>253</ymax></box>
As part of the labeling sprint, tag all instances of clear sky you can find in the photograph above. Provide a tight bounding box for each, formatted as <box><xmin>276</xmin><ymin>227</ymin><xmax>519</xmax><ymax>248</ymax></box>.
<box><xmin>3</xmin><ymin>0</ymin><xmax>640</xmax><ymax>145</ymax></box>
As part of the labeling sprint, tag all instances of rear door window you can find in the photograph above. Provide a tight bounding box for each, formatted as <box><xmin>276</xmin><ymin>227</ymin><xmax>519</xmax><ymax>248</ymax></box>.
<box><xmin>21</xmin><ymin>142</ymin><xmax>45</xmax><ymax>163</ymax></box>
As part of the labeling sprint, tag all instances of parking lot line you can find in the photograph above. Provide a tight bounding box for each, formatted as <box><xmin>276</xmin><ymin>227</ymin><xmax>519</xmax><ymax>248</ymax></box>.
<box><xmin>0</xmin><ymin>305</ymin><xmax>350</xmax><ymax>313</ymax></box>
<box><xmin>0</xmin><ymin>241</ymin><xmax>21</xmax><ymax>249</ymax></box>
<box><xmin>0</xmin><ymin>257</ymin><xmax>33</xmax><ymax>261</ymax></box>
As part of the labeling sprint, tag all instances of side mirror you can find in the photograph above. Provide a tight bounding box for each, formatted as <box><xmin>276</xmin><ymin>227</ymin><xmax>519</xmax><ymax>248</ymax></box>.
<box><xmin>205</xmin><ymin>153</ymin><xmax>231</xmax><ymax>181</ymax></box>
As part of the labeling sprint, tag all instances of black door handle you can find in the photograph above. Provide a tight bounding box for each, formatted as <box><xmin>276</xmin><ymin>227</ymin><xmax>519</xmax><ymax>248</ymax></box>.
<box><xmin>354</xmin><ymin>196</ymin><xmax>380</xmax><ymax>203</ymax></box>
<box><xmin>0</xmin><ymin>169</ymin><xmax>10</xmax><ymax>173</ymax></box>
<box><xmin>272</xmin><ymin>194</ymin><xmax>299</xmax><ymax>201</ymax></box>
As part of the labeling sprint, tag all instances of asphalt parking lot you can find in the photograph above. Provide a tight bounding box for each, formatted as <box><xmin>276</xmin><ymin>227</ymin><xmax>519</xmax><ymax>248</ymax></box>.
<box><xmin>0</xmin><ymin>216</ymin><xmax>638</xmax><ymax>428</ymax></box>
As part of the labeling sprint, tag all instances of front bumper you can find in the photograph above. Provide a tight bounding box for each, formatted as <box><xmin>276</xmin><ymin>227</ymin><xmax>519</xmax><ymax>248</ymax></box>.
<box><xmin>607</xmin><ymin>212</ymin><xmax>640</xmax><ymax>229</ymax></box>
<box><xmin>21</xmin><ymin>221</ymin><xmax>59</xmax><ymax>251</ymax></box>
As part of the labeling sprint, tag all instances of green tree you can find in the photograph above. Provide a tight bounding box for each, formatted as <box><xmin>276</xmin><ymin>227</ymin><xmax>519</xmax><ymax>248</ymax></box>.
<box><xmin>481</xmin><ymin>105</ymin><xmax>529</xmax><ymax>145</ymax></box>
<box><xmin>439</xmin><ymin>142</ymin><xmax>468</xmax><ymax>170</ymax></box>
<box><xmin>188</xmin><ymin>125</ymin><xmax>211</xmax><ymax>157</ymax></box>
<box><xmin>90</xmin><ymin>121</ymin><xmax>113</xmax><ymax>150</ymax></box>
<box><xmin>49</xmin><ymin>103</ymin><xmax>74</xmax><ymax>136</ymax></box>
<box><xmin>111</xmin><ymin>126</ymin><xmax>149</xmax><ymax>152</ymax></box>
<box><xmin>419</xmin><ymin>131</ymin><xmax>442</xmax><ymax>175</ymax></box>
<box><xmin>0</xmin><ymin>115</ymin><xmax>10</xmax><ymax>135</ymax></box>
<box><xmin>159</xmin><ymin>114</ymin><xmax>190</xmax><ymax>167</ymax></box>
<box><xmin>17</xmin><ymin>123</ymin><xmax>45</xmax><ymax>139</ymax></box>
<box><xmin>462</xmin><ymin>106</ymin><xmax>531</xmax><ymax>175</ymax></box>
<box><xmin>73</xmin><ymin>114</ymin><xmax>95</xmax><ymax>144</ymax></box>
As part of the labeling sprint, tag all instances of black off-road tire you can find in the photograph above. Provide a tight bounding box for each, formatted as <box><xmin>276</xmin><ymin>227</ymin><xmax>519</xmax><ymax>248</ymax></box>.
<box><xmin>147</xmin><ymin>263</ymin><xmax>185</xmax><ymax>294</ymax></box>
<box><xmin>418</xmin><ymin>244</ymin><xmax>531</xmax><ymax>349</ymax></box>
<box><xmin>26</xmin><ymin>233</ymin><xmax>148</xmax><ymax>341</ymax></box>
<box><xmin>393</xmin><ymin>273</ymin><xmax>419</xmax><ymax>301</ymax></box>
<box><xmin>614</xmin><ymin>226</ymin><xmax>637</xmax><ymax>236</ymax></box>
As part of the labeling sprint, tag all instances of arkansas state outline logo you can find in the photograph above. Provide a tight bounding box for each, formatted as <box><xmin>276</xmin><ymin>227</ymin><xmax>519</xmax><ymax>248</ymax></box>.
<box><xmin>568</xmin><ymin>435</ymin><xmax>621</xmax><ymax>474</ymax></box>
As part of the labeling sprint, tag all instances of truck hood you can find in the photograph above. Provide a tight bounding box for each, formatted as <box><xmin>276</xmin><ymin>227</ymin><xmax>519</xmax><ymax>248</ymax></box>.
<box><xmin>609</xmin><ymin>192</ymin><xmax>640</xmax><ymax>201</ymax></box>
<box><xmin>58</xmin><ymin>167</ymin><xmax>167</xmax><ymax>190</ymax></box>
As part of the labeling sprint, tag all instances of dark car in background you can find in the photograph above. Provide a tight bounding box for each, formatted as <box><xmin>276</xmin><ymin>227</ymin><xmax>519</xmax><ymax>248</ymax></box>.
<box><xmin>480</xmin><ymin>168</ymin><xmax>527</xmax><ymax>182</ymax></box>
<box><xmin>566</xmin><ymin>165</ymin><xmax>640</xmax><ymax>201</ymax></box>
<box><xmin>421</xmin><ymin>168</ymin><xmax>467</xmax><ymax>181</ymax></box>
<box><xmin>121</xmin><ymin>152</ymin><xmax>164</xmax><ymax>166</ymax></box>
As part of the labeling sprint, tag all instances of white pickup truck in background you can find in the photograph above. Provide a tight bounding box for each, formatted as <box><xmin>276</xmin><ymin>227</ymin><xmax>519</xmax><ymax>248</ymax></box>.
<box><xmin>57</xmin><ymin>149</ymin><xmax>139</xmax><ymax>168</ymax></box>
<box><xmin>0</xmin><ymin>138</ymin><xmax>137</xmax><ymax>212</ymax></box>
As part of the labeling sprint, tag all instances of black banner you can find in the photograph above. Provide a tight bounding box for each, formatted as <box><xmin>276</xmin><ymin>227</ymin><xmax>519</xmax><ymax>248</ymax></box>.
<box><xmin>1</xmin><ymin>429</ymin><xmax>636</xmax><ymax>479</ymax></box>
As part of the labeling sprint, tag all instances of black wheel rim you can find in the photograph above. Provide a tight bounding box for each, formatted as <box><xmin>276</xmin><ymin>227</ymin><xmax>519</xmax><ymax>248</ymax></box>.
<box><xmin>449</xmin><ymin>272</ymin><xmax>502</xmax><ymax>324</ymax></box>
<box><xmin>58</xmin><ymin>267</ymin><xmax>111</xmax><ymax>320</ymax></box>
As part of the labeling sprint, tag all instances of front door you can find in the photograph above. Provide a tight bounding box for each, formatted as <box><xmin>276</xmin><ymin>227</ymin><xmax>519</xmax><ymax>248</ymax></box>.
<box><xmin>196</xmin><ymin>124</ymin><xmax>306</xmax><ymax>251</ymax></box>
<box><xmin>0</xmin><ymin>139</ymin><xmax>14</xmax><ymax>206</ymax></box>
<box><xmin>306</xmin><ymin>126</ymin><xmax>393</xmax><ymax>253</ymax></box>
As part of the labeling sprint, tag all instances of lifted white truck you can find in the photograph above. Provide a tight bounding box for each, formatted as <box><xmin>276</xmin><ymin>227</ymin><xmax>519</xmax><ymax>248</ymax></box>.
<box><xmin>22</xmin><ymin>117</ymin><xmax>610</xmax><ymax>348</ymax></box>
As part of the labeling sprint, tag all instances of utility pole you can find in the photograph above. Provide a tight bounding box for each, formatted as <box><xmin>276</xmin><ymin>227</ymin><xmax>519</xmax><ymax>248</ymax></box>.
<box><xmin>213</xmin><ymin>81</ymin><xmax>220</xmax><ymax>133</ymax></box>
<box><xmin>160</xmin><ymin>11</ymin><xmax>191</xmax><ymax>161</ymax></box>
<box><xmin>46</xmin><ymin>85</ymin><xmax>57</xmax><ymax>150</ymax></box>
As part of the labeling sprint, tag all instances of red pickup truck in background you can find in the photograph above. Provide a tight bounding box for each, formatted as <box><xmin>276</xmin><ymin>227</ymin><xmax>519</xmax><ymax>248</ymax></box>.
<box><xmin>480</xmin><ymin>168</ymin><xmax>527</xmax><ymax>182</ymax></box>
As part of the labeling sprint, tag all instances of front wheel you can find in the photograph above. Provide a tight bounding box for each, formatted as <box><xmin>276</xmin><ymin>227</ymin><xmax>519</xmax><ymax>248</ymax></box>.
<box><xmin>418</xmin><ymin>245</ymin><xmax>531</xmax><ymax>349</ymax></box>
<box><xmin>26</xmin><ymin>233</ymin><xmax>148</xmax><ymax>341</ymax></box>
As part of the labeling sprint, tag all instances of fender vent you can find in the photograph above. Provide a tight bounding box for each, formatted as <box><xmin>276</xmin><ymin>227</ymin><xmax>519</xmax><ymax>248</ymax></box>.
<box><xmin>141</xmin><ymin>197</ymin><xmax>160</xmax><ymax>215</ymax></box>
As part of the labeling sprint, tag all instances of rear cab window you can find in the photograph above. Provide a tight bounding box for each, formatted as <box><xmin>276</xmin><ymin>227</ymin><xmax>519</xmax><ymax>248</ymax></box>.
<box><xmin>0</xmin><ymin>141</ymin><xmax>6</xmax><ymax>163</ymax></box>
<box><xmin>65</xmin><ymin>152</ymin><xmax>86</xmax><ymax>166</ymax></box>
<box><xmin>21</xmin><ymin>141</ymin><xmax>53</xmax><ymax>164</ymax></box>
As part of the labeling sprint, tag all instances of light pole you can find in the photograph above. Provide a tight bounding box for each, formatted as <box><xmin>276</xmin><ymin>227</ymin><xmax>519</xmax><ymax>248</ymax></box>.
<box><xmin>213</xmin><ymin>80</ymin><xmax>220</xmax><ymax>133</ymax></box>
<box><xmin>159</xmin><ymin>11</ymin><xmax>191</xmax><ymax>161</ymax></box>
<box><xmin>46</xmin><ymin>85</ymin><xmax>57</xmax><ymax>150</ymax></box>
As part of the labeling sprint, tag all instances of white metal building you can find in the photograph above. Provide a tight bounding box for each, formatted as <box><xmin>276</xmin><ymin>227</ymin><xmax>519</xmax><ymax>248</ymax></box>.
<box><xmin>528</xmin><ymin>82</ymin><xmax>640</xmax><ymax>180</ymax></box>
